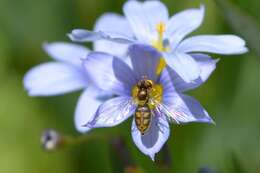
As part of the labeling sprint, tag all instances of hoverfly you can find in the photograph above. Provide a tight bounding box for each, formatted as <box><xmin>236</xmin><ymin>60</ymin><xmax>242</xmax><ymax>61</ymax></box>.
<box><xmin>134</xmin><ymin>78</ymin><xmax>154</xmax><ymax>135</ymax></box>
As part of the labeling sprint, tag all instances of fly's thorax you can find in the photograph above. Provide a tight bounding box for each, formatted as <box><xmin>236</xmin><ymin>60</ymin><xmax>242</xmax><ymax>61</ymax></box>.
<box><xmin>137</xmin><ymin>89</ymin><xmax>148</xmax><ymax>101</ymax></box>
<box><xmin>132</xmin><ymin>79</ymin><xmax>163</xmax><ymax>109</ymax></box>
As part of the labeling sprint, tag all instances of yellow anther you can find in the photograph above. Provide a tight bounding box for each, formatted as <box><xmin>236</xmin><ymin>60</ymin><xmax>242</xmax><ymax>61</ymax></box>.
<box><xmin>148</xmin><ymin>85</ymin><xmax>163</xmax><ymax>109</ymax></box>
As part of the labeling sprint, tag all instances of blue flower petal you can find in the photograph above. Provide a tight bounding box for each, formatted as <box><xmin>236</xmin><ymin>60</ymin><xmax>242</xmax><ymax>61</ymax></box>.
<box><xmin>177</xmin><ymin>35</ymin><xmax>248</xmax><ymax>55</ymax></box>
<box><xmin>94</xmin><ymin>13</ymin><xmax>133</xmax><ymax>57</ymax></box>
<box><xmin>162</xmin><ymin>92</ymin><xmax>214</xmax><ymax>124</ymax></box>
<box><xmin>68</xmin><ymin>29</ymin><xmax>134</xmax><ymax>44</ymax></box>
<box><xmin>75</xmin><ymin>87</ymin><xmax>102</xmax><ymax>133</ymax></box>
<box><xmin>165</xmin><ymin>5</ymin><xmax>205</xmax><ymax>50</ymax></box>
<box><xmin>131</xmin><ymin>113</ymin><xmax>169</xmax><ymax>161</ymax></box>
<box><xmin>83</xmin><ymin>52</ymin><xmax>137</xmax><ymax>96</ymax></box>
<box><xmin>23</xmin><ymin>62</ymin><xmax>87</xmax><ymax>96</ymax></box>
<box><xmin>163</xmin><ymin>52</ymin><xmax>201</xmax><ymax>83</ymax></box>
<box><xmin>129</xmin><ymin>44</ymin><xmax>161</xmax><ymax>81</ymax></box>
<box><xmin>191</xmin><ymin>54</ymin><xmax>218</xmax><ymax>86</ymax></box>
<box><xmin>88</xmin><ymin>96</ymin><xmax>136</xmax><ymax>128</ymax></box>
<box><xmin>43</xmin><ymin>42</ymin><xmax>89</xmax><ymax>67</ymax></box>
<box><xmin>166</xmin><ymin>54</ymin><xmax>218</xmax><ymax>92</ymax></box>
<box><xmin>159</xmin><ymin>68</ymin><xmax>176</xmax><ymax>95</ymax></box>
<box><xmin>123</xmin><ymin>0</ymin><xmax>169</xmax><ymax>42</ymax></box>
<box><xmin>180</xmin><ymin>94</ymin><xmax>215</xmax><ymax>124</ymax></box>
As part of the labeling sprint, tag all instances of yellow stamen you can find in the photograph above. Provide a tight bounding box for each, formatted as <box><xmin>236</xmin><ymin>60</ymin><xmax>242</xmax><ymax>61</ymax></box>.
<box><xmin>150</xmin><ymin>22</ymin><xmax>168</xmax><ymax>75</ymax></box>
<box><xmin>156</xmin><ymin>58</ymin><xmax>167</xmax><ymax>75</ymax></box>
<box><xmin>152</xmin><ymin>22</ymin><xmax>167</xmax><ymax>52</ymax></box>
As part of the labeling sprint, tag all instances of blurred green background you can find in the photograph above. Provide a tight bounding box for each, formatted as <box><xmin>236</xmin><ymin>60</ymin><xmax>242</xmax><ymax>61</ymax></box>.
<box><xmin>0</xmin><ymin>0</ymin><xmax>260</xmax><ymax>172</ymax></box>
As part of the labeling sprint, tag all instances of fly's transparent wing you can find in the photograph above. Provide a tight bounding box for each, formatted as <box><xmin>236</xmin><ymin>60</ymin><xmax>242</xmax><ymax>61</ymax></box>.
<box><xmin>150</xmin><ymin>98</ymin><xmax>192</xmax><ymax>124</ymax></box>
<box><xmin>87</xmin><ymin>97</ymin><xmax>137</xmax><ymax>128</ymax></box>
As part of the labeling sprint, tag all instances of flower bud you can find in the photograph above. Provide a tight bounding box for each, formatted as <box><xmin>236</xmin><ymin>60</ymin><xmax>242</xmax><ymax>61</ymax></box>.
<box><xmin>41</xmin><ymin>129</ymin><xmax>62</xmax><ymax>151</ymax></box>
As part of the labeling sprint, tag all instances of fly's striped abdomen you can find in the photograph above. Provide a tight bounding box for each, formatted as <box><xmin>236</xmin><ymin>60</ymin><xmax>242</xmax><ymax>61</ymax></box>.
<box><xmin>134</xmin><ymin>104</ymin><xmax>152</xmax><ymax>135</ymax></box>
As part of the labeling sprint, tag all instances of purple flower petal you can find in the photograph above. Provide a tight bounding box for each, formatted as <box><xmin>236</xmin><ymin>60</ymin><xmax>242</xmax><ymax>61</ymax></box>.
<box><xmin>129</xmin><ymin>44</ymin><xmax>161</xmax><ymax>81</ymax></box>
<box><xmin>83</xmin><ymin>52</ymin><xmax>137</xmax><ymax>96</ymax></box>
<box><xmin>23</xmin><ymin>62</ymin><xmax>87</xmax><ymax>96</ymax></box>
<box><xmin>68</xmin><ymin>29</ymin><xmax>134</xmax><ymax>44</ymax></box>
<box><xmin>162</xmin><ymin>92</ymin><xmax>214</xmax><ymax>124</ymax></box>
<box><xmin>191</xmin><ymin>53</ymin><xmax>219</xmax><ymax>84</ymax></box>
<box><xmin>88</xmin><ymin>96</ymin><xmax>136</xmax><ymax>128</ymax></box>
<box><xmin>167</xmin><ymin>53</ymin><xmax>218</xmax><ymax>92</ymax></box>
<box><xmin>93</xmin><ymin>13</ymin><xmax>133</xmax><ymax>57</ymax></box>
<box><xmin>163</xmin><ymin>52</ymin><xmax>201</xmax><ymax>83</ymax></box>
<box><xmin>180</xmin><ymin>94</ymin><xmax>215</xmax><ymax>124</ymax></box>
<box><xmin>75</xmin><ymin>87</ymin><xmax>102</xmax><ymax>133</ymax></box>
<box><xmin>43</xmin><ymin>42</ymin><xmax>89</xmax><ymax>67</ymax></box>
<box><xmin>177</xmin><ymin>35</ymin><xmax>248</xmax><ymax>55</ymax></box>
<box><xmin>165</xmin><ymin>5</ymin><xmax>205</xmax><ymax>50</ymax></box>
<box><xmin>159</xmin><ymin>67</ymin><xmax>176</xmax><ymax>95</ymax></box>
<box><xmin>131</xmin><ymin>113</ymin><xmax>169</xmax><ymax>161</ymax></box>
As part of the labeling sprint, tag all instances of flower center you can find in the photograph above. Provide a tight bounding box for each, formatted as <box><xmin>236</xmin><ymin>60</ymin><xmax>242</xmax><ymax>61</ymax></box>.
<box><xmin>132</xmin><ymin>80</ymin><xmax>163</xmax><ymax>110</ymax></box>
